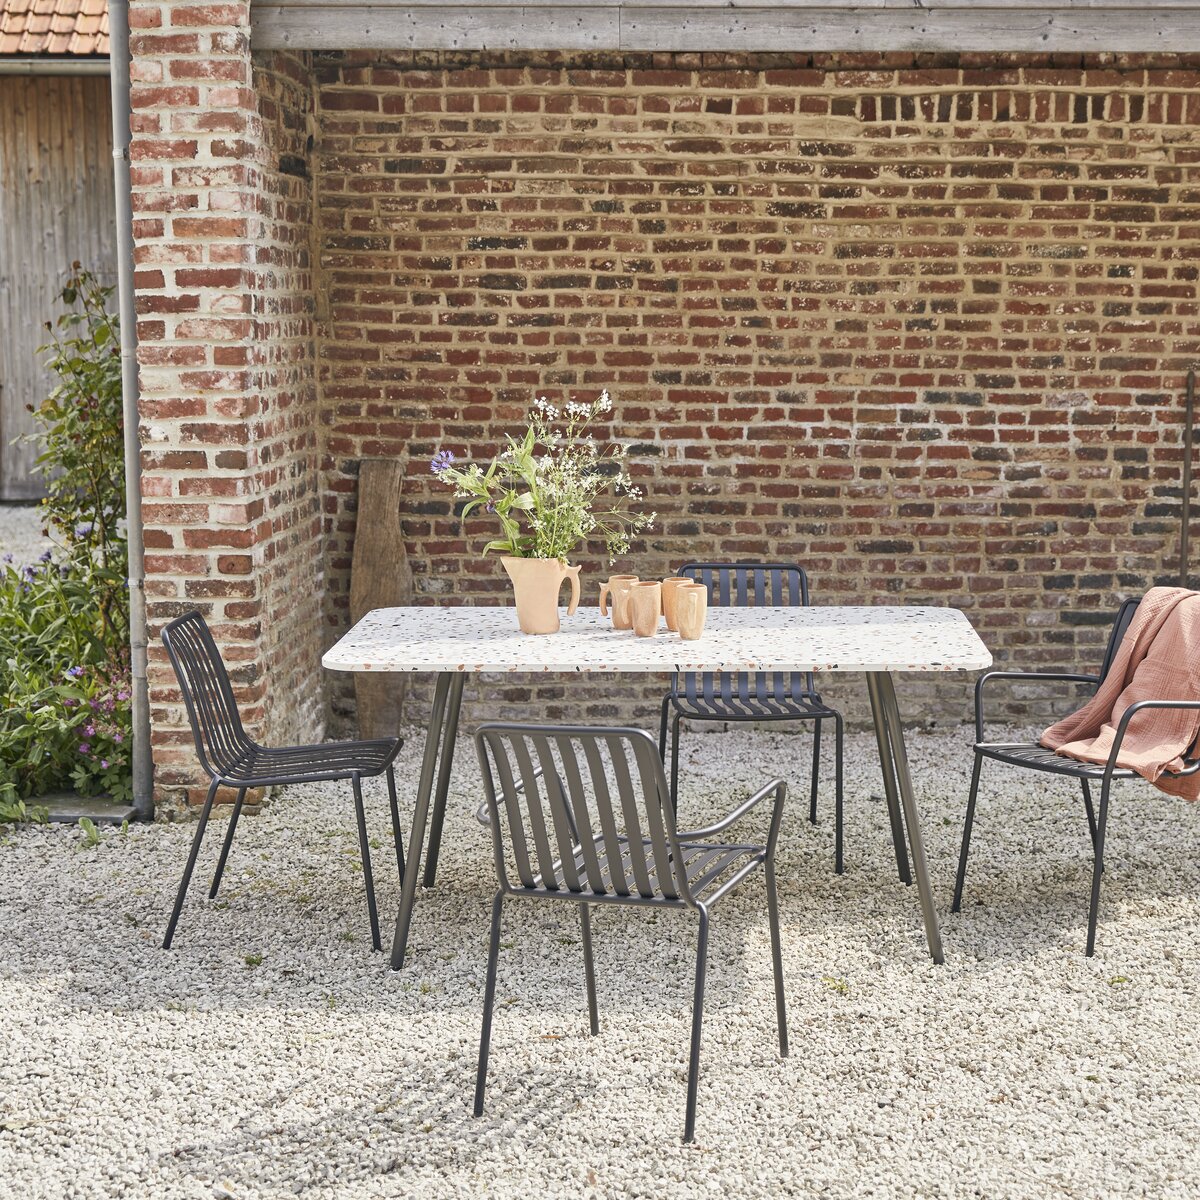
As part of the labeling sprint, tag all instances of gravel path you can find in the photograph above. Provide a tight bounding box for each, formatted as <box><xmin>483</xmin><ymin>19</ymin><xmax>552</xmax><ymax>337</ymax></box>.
<box><xmin>0</xmin><ymin>504</ymin><xmax>50</xmax><ymax>567</ymax></box>
<box><xmin>2</xmin><ymin>724</ymin><xmax>1198</xmax><ymax>1199</ymax></box>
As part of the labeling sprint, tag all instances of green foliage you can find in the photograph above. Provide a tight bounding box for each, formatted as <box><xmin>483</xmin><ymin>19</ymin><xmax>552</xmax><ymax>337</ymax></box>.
<box><xmin>430</xmin><ymin>391</ymin><xmax>655</xmax><ymax>563</ymax></box>
<box><xmin>0</xmin><ymin>267</ymin><xmax>131</xmax><ymax>816</ymax></box>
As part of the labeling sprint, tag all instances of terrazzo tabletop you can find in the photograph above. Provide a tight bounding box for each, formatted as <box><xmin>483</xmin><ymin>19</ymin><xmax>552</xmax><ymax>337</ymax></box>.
<box><xmin>322</xmin><ymin>605</ymin><xmax>992</xmax><ymax>674</ymax></box>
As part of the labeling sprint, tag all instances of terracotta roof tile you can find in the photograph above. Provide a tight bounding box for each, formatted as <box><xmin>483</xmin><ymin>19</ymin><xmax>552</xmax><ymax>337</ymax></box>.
<box><xmin>0</xmin><ymin>0</ymin><xmax>109</xmax><ymax>57</ymax></box>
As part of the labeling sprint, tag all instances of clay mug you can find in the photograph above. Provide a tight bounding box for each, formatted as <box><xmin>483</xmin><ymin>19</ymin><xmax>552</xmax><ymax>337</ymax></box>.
<box><xmin>630</xmin><ymin>581</ymin><xmax>662</xmax><ymax>638</ymax></box>
<box><xmin>599</xmin><ymin>574</ymin><xmax>639</xmax><ymax>630</ymax></box>
<box><xmin>660</xmin><ymin>577</ymin><xmax>691</xmax><ymax>632</ymax></box>
<box><xmin>676</xmin><ymin>582</ymin><xmax>708</xmax><ymax>641</ymax></box>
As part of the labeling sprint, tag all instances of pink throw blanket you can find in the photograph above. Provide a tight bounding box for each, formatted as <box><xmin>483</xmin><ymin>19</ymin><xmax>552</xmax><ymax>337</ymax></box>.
<box><xmin>1040</xmin><ymin>587</ymin><xmax>1200</xmax><ymax>800</ymax></box>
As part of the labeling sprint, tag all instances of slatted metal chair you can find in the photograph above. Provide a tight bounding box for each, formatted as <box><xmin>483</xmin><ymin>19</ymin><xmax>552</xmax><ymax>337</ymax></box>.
<box><xmin>473</xmin><ymin>723</ymin><xmax>788</xmax><ymax>1144</ymax></box>
<box><xmin>659</xmin><ymin>561</ymin><xmax>844</xmax><ymax>872</ymax></box>
<box><xmin>160</xmin><ymin>610</ymin><xmax>405</xmax><ymax>952</ymax></box>
<box><xmin>953</xmin><ymin>597</ymin><xmax>1200</xmax><ymax>955</ymax></box>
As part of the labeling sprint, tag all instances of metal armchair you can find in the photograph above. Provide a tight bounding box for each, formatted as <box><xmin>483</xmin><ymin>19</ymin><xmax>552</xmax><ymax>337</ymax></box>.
<box><xmin>473</xmin><ymin>722</ymin><xmax>788</xmax><ymax>1144</ymax></box>
<box><xmin>953</xmin><ymin>597</ymin><xmax>1200</xmax><ymax>955</ymax></box>
<box><xmin>160</xmin><ymin>610</ymin><xmax>405</xmax><ymax>952</ymax></box>
<box><xmin>658</xmin><ymin>561</ymin><xmax>844</xmax><ymax>873</ymax></box>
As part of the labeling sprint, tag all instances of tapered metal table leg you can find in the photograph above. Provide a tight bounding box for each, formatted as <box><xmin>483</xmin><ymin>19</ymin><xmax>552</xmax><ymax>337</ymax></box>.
<box><xmin>866</xmin><ymin>672</ymin><xmax>912</xmax><ymax>886</ymax></box>
<box><xmin>390</xmin><ymin>671</ymin><xmax>455</xmax><ymax>969</ymax></box>
<box><xmin>422</xmin><ymin>672</ymin><xmax>466</xmax><ymax>888</ymax></box>
<box><xmin>868</xmin><ymin>671</ymin><xmax>945</xmax><ymax>965</ymax></box>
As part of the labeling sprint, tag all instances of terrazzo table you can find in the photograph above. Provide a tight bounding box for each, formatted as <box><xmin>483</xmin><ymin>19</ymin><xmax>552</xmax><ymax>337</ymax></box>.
<box><xmin>322</xmin><ymin>604</ymin><xmax>992</xmax><ymax>968</ymax></box>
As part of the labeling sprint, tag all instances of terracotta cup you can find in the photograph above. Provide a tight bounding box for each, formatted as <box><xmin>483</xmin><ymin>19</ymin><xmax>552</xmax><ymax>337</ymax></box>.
<box><xmin>630</xmin><ymin>581</ymin><xmax>662</xmax><ymax>637</ymax></box>
<box><xmin>599</xmin><ymin>574</ymin><xmax>639</xmax><ymax>630</ymax></box>
<box><xmin>660</xmin><ymin>577</ymin><xmax>691</xmax><ymax>632</ymax></box>
<box><xmin>677</xmin><ymin>582</ymin><xmax>708</xmax><ymax>641</ymax></box>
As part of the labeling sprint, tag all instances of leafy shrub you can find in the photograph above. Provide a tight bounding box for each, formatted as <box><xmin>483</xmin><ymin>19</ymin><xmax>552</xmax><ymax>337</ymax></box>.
<box><xmin>0</xmin><ymin>267</ymin><xmax>131</xmax><ymax>820</ymax></box>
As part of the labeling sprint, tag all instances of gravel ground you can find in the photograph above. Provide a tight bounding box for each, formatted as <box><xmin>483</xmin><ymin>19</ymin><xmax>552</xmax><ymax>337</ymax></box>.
<box><xmin>2</xmin><ymin>723</ymin><xmax>1199</xmax><ymax>1200</ymax></box>
<box><xmin>0</xmin><ymin>504</ymin><xmax>50</xmax><ymax>567</ymax></box>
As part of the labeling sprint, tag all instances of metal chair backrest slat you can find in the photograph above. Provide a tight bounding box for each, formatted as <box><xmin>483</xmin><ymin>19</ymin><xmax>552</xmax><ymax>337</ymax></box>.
<box><xmin>476</xmin><ymin>725</ymin><xmax>688</xmax><ymax>904</ymax></box>
<box><xmin>161</xmin><ymin>611</ymin><xmax>254</xmax><ymax>780</ymax></box>
<box><xmin>678</xmin><ymin>562</ymin><xmax>816</xmax><ymax>702</ymax></box>
<box><xmin>1098</xmin><ymin>597</ymin><xmax>1141</xmax><ymax>684</ymax></box>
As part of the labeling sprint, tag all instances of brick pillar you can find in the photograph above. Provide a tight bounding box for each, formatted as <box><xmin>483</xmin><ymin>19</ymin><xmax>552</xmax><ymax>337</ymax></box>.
<box><xmin>129</xmin><ymin>1</ymin><xmax>321</xmax><ymax>805</ymax></box>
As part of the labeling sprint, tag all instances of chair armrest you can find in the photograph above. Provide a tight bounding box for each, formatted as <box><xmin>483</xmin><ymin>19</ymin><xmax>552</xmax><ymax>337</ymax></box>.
<box><xmin>676</xmin><ymin>777</ymin><xmax>787</xmax><ymax>856</ymax></box>
<box><xmin>476</xmin><ymin>763</ymin><xmax>546</xmax><ymax>826</ymax></box>
<box><xmin>1105</xmin><ymin>699</ymin><xmax>1200</xmax><ymax>778</ymax></box>
<box><xmin>975</xmin><ymin>671</ymin><xmax>1100</xmax><ymax>741</ymax></box>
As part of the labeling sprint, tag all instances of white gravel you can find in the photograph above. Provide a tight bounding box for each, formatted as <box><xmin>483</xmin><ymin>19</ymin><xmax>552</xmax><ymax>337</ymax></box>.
<box><xmin>0</xmin><ymin>504</ymin><xmax>50</xmax><ymax>567</ymax></box>
<box><xmin>2</xmin><ymin>723</ymin><xmax>1198</xmax><ymax>1199</ymax></box>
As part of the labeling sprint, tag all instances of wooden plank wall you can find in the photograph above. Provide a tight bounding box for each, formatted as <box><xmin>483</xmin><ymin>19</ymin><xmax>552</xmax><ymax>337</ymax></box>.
<box><xmin>0</xmin><ymin>74</ymin><xmax>116</xmax><ymax>501</ymax></box>
<box><xmin>251</xmin><ymin>1</ymin><xmax>1200</xmax><ymax>53</ymax></box>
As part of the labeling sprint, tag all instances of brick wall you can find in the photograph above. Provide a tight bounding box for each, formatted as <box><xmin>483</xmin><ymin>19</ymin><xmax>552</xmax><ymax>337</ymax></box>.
<box><xmin>126</xmin><ymin>35</ymin><xmax>1200</xmax><ymax>798</ymax></box>
<box><xmin>312</xmin><ymin>50</ymin><xmax>1200</xmax><ymax>733</ymax></box>
<box><xmin>129</xmin><ymin>0</ymin><xmax>321</xmax><ymax>804</ymax></box>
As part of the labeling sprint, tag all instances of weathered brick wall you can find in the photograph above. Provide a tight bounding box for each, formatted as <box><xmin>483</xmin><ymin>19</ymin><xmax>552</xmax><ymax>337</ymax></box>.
<box><xmin>129</xmin><ymin>1</ymin><xmax>321</xmax><ymax>804</ymax></box>
<box><xmin>312</xmin><ymin>50</ymin><xmax>1200</xmax><ymax>733</ymax></box>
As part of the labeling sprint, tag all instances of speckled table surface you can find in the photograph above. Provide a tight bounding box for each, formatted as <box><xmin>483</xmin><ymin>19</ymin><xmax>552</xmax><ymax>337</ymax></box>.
<box><xmin>322</xmin><ymin>604</ymin><xmax>992</xmax><ymax>675</ymax></box>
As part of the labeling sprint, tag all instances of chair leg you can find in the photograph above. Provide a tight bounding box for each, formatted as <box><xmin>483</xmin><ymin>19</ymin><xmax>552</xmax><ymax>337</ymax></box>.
<box><xmin>1081</xmin><ymin>778</ymin><xmax>1099</xmax><ymax>857</ymax></box>
<box><xmin>386</xmin><ymin>765</ymin><xmax>406</xmax><ymax>880</ymax></box>
<box><xmin>809</xmin><ymin>718</ymin><xmax>821</xmax><ymax>825</ymax></box>
<box><xmin>764</xmin><ymin>865</ymin><xmax>789</xmax><ymax>1058</ymax></box>
<box><xmin>1086</xmin><ymin>780</ymin><xmax>1112</xmax><ymax>957</ymax></box>
<box><xmin>670</xmin><ymin>714</ymin><xmax>682</xmax><ymax>807</ymax></box>
<box><xmin>658</xmin><ymin>696</ymin><xmax>671</xmax><ymax>762</ymax></box>
<box><xmin>163</xmin><ymin>778</ymin><xmax>219</xmax><ymax>950</ymax></box>
<box><xmin>952</xmin><ymin>752</ymin><xmax>984</xmax><ymax>914</ymax></box>
<box><xmin>351</xmin><ymin>775</ymin><xmax>382</xmax><ymax>952</ymax></box>
<box><xmin>474</xmin><ymin>891</ymin><xmax>505</xmax><ymax>1117</ymax></box>
<box><xmin>580</xmin><ymin>905</ymin><xmax>599</xmax><ymax>1036</ymax></box>
<box><xmin>833</xmin><ymin>713</ymin><xmax>844</xmax><ymax>875</ymax></box>
<box><xmin>208</xmin><ymin>787</ymin><xmax>246</xmax><ymax>900</ymax></box>
<box><xmin>683</xmin><ymin>906</ymin><xmax>710</xmax><ymax>1144</ymax></box>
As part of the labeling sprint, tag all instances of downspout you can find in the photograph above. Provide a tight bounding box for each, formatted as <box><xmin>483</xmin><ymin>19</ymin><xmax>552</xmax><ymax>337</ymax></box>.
<box><xmin>108</xmin><ymin>0</ymin><xmax>154</xmax><ymax>821</ymax></box>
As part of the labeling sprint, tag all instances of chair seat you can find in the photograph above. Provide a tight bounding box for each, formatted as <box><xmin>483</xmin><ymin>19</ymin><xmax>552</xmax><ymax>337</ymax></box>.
<box><xmin>531</xmin><ymin>835</ymin><xmax>765</xmax><ymax>905</ymax></box>
<box><xmin>668</xmin><ymin>686</ymin><xmax>835</xmax><ymax>722</ymax></box>
<box><xmin>976</xmin><ymin>741</ymin><xmax>1140</xmax><ymax>780</ymax></box>
<box><xmin>217</xmin><ymin>737</ymin><xmax>401</xmax><ymax>786</ymax></box>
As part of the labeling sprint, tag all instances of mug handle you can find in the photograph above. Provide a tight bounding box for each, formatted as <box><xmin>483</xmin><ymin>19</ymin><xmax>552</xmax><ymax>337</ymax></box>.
<box><xmin>598</xmin><ymin>581</ymin><xmax>610</xmax><ymax>616</ymax></box>
<box><xmin>565</xmin><ymin>566</ymin><xmax>581</xmax><ymax>616</ymax></box>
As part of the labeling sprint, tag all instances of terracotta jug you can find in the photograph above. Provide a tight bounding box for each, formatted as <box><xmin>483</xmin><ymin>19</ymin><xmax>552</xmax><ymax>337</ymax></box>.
<box><xmin>677</xmin><ymin>582</ymin><xmax>708</xmax><ymax>641</ymax></box>
<box><xmin>661</xmin><ymin>577</ymin><xmax>691</xmax><ymax>632</ymax></box>
<box><xmin>599</xmin><ymin>574</ymin><xmax>639</xmax><ymax>630</ymax></box>
<box><xmin>630</xmin><ymin>581</ymin><xmax>662</xmax><ymax>637</ymax></box>
<box><xmin>501</xmin><ymin>556</ymin><xmax>581</xmax><ymax>635</ymax></box>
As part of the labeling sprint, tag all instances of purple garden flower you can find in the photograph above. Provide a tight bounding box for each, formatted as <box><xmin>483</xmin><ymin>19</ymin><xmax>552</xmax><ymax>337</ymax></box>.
<box><xmin>100</xmin><ymin>760</ymin><xmax>109</xmax><ymax>770</ymax></box>
<box><xmin>78</xmin><ymin>743</ymin><xmax>90</xmax><ymax>755</ymax></box>
<box><xmin>430</xmin><ymin>449</ymin><xmax>456</xmax><ymax>475</ymax></box>
<box><xmin>67</xmin><ymin>665</ymin><xmax>84</xmax><ymax>678</ymax></box>
<box><xmin>85</xmin><ymin>724</ymin><xmax>95</xmax><ymax>737</ymax></box>
<box><xmin>1</xmin><ymin>553</ymin><xmax>11</xmax><ymax>564</ymax></box>
<box><xmin>38</xmin><ymin>550</ymin><xmax>51</xmax><ymax>563</ymax></box>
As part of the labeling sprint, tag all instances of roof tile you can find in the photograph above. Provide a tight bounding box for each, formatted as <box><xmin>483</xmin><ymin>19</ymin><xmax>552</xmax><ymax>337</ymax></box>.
<box><xmin>0</xmin><ymin>0</ymin><xmax>109</xmax><ymax>57</ymax></box>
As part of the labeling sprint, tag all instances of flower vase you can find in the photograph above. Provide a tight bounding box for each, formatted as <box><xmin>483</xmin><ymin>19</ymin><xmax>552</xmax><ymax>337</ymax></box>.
<box><xmin>501</xmin><ymin>556</ymin><xmax>581</xmax><ymax>634</ymax></box>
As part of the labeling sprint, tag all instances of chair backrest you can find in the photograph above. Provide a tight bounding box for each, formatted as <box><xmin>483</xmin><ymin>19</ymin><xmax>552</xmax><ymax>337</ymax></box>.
<box><xmin>677</xmin><ymin>561</ymin><xmax>816</xmax><ymax>699</ymax></box>
<box><xmin>1098</xmin><ymin>597</ymin><xmax>1141</xmax><ymax>683</ymax></box>
<box><xmin>475</xmin><ymin>724</ymin><xmax>693</xmax><ymax>903</ymax></box>
<box><xmin>161</xmin><ymin>610</ymin><xmax>253</xmax><ymax>780</ymax></box>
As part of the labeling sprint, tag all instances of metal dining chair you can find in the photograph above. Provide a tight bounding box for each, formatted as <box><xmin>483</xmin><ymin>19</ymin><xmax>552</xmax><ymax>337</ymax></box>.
<box><xmin>659</xmin><ymin>561</ymin><xmax>845</xmax><ymax>872</ymax></box>
<box><xmin>473</xmin><ymin>722</ymin><xmax>788</xmax><ymax>1144</ymax></box>
<box><xmin>953</xmin><ymin>597</ymin><xmax>1200</xmax><ymax>955</ymax></box>
<box><xmin>160</xmin><ymin>610</ymin><xmax>405</xmax><ymax>952</ymax></box>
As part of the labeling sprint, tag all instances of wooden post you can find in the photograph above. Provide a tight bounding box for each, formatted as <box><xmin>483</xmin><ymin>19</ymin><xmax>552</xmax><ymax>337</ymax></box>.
<box><xmin>349</xmin><ymin>458</ymin><xmax>412</xmax><ymax>739</ymax></box>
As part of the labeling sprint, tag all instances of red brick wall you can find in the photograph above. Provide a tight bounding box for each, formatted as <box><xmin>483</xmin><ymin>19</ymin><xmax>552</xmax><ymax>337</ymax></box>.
<box><xmin>129</xmin><ymin>0</ymin><xmax>321</xmax><ymax>803</ymax></box>
<box><xmin>313</xmin><ymin>50</ymin><xmax>1200</xmax><ymax>732</ymax></box>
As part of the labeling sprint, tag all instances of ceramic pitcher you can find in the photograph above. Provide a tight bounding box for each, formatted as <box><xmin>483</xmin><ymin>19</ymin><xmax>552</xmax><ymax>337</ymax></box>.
<box><xmin>502</xmin><ymin>556</ymin><xmax>581</xmax><ymax>635</ymax></box>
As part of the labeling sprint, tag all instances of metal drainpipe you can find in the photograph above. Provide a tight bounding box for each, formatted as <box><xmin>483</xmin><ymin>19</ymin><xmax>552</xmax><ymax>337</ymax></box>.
<box><xmin>108</xmin><ymin>0</ymin><xmax>154</xmax><ymax>821</ymax></box>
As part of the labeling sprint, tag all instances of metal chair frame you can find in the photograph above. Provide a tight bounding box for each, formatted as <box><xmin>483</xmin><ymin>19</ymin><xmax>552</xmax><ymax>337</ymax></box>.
<box><xmin>473</xmin><ymin>722</ymin><xmax>788</xmax><ymax>1144</ymax></box>
<box><xmin>953</xmin><ymin>597</ymin><xmax>1200</xmax><ymax>955</ymax></box>
<box><xmin>160</xmin><ymin>610</ymin><xmax>405</xmax><ymax>952</ymax></box>
<box><xmin>658</xmin><ymin>561</ymin><xmax>844</xmax><ymax>872</ymax></box>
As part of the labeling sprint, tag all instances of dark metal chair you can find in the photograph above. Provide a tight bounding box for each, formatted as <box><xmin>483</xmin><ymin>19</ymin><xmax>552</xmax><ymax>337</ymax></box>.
<box><xmin>659</xmin><ymin>562</ymin><xmax>844</xmax><ymax>872</ymax></box>
<box><xmin>953</xmin><ymin>597</ymin><xmax>1200</xmax><ymax>955</ymax></box>
<box><xmin>473</xmin><ymin>723</ymin><xmax>788</xmax><ymax>1144</ymax></box>
<box><xmin>160</xmin><ymin>610</ymin><xmax>405</xmax><ymax>952</ymax></box>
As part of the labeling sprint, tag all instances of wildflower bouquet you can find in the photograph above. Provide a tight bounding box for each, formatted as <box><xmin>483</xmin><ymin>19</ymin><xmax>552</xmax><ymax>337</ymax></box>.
<box><xmin>430</xmin><ymin>391</ymin><xmax>654</xmax><ymax>563</ymax></box>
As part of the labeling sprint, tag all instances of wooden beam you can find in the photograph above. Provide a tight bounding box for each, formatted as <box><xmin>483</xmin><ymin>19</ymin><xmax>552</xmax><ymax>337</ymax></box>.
<box><xmin>251</xmin><ymin>1</ymin><xmax>1200</xmax><ymax>52</ymax></box>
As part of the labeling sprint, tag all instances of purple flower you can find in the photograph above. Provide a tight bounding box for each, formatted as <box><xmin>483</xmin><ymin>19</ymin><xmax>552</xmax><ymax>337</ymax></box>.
<box><xmin>113</xmin><ymin>732</ymin><xmax>123</xmax><ymax>743</ymax></box>
<box><xmin>117</xmin><ymin>691</ymin><xmax>129</xmax><ymax>702</ymax></box>
<box><xmin>430</xmin><ymin>449</ymin><xmax>456</xmax><ymax>475</ymax></box>
<box><xmin>21</xmin><ymin>566</ymin><xmax>34</xmax><ymax>582</ymax></box>
<box><xmin>1</xmin><ymin>553</ymin><xmax>11</xmax><ymax>564</ymax></box>
<box><xmin>485</xmin><ymin>501</ymin><xmax>496</xmax><ymax>514</ymax></box>
<box><xmin>38</xmin><ymin>550</ymin><xmax>51</xmax><ymax>563</ymax></box>
<box><xmin>78</xmin><ymin>743</ymin><xmax>90</xmax><ymax>755</ymax></box>
<box><xmin>74</xmin><ymin>522</ymin><xmax>93</xmax><ymax>538</ymax></box>
<box><xmin>85</xmin><ymin>724</ymin><xmax>95</xmax><ymax>737</ymax></box>
<box><xmin>100</xmin><ymin>760</ymin><xmax>109</xmax><ymax>770</ymax></box>
<box><xmin>67</xmin><ymin>665</ymin><xmax>84</xmax><ymax>678</ymax></box>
